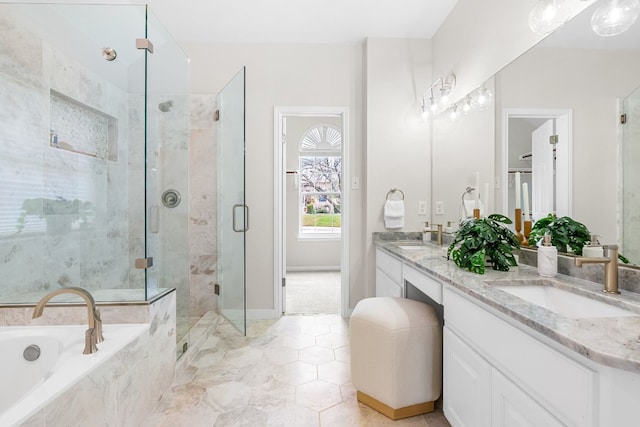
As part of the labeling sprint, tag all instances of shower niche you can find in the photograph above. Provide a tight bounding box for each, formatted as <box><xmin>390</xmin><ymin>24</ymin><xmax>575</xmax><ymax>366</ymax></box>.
<box><xmin>50</xmin><ymin>90</ymin><xmax>118</xmax><ymax>161</ymax></box>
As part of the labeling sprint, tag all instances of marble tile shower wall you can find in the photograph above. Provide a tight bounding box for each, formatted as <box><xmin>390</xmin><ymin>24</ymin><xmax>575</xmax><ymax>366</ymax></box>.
<box><xmin>0</xmin><ymin>13</ymin><xmax>133</xmax><ymax>298</ymax></box>
<box><xmin>188</xmin><ymin>94</ymin><xmax>218</xmax><ymax>317</ymax></box>
<box><xmin>623</xmin><ymin>95</ymin><xmax>640</xmax><ymax>264</ymax></box>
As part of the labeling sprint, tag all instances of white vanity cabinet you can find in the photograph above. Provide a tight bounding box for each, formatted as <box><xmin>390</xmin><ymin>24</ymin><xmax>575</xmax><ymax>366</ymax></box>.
<box><xmin>443</xmin><ymin>287</ymin><xmax>595</xmax><ymax>427</ymax></box>
<box><xmin>375</xmin><ymin>248</ymin><xmax>403</xmax><ymax>297</ymax></box>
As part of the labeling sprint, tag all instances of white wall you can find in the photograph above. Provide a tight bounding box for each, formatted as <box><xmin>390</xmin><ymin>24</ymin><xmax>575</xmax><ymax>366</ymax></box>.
<box><xmin>285</xmin><ymin>116</ymin><xmax>342</xmax><ymax>270</ymax></box>
<box><xmin>364</xmin><ymin>38</ymin><xmax>431</xmax><ymax>299</ymax></box>
<box><xmin>183</xmin><ymin>42</ymin><xmax>364</xmax><ymax>313</ymax></box>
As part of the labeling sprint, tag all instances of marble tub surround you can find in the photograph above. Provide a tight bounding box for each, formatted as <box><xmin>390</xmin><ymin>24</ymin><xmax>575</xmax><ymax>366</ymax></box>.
<box><xmin>377</xmin><ymin>241</ymin><xmax>640</xmax><ymax>373</ymax></box>
<box><xmin>519</xmin><ymin>247</ymin><xmax>640</xmax><ymax>294</ymax></box>
<box><xmin>18</xmin><ymin>292</ymin><xmax>176</xmax><ymax>427</ymax></box>
<box><xmin>145</xmin><ymin>312</ymin><xmax>451</xmax><ymax>427</ymax></box>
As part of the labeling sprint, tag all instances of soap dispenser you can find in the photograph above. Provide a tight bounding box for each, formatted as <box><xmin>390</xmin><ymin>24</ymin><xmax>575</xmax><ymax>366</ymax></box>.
<box><xmin>445</xmin><ymin>221</ymin><xmax>455</xmax><ymax>233</ymax></box>
<box><xmin>422</xmin><ymin>221</ymin><xmax>431</xmax><ymax>243</ymax></box>
<box><xmin>537</xmin><ymin>234</ymin><xmax>557</xmax><ymax>278</ymax></box>
<box><xmin>583</xmin><ymin>234</ymin><xmax>604</xmax><ymax>258</ymax></box>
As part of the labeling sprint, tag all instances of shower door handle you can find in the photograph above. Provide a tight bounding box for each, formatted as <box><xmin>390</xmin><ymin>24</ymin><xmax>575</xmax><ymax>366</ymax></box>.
<box><xmin>232</xmin><ymin>204</ymin><xmax>249</xmax><ymax>232</ymax></box>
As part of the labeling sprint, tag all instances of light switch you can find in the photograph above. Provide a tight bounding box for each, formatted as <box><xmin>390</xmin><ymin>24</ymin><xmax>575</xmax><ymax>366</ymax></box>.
<box><xmin>351</xmin><ymin>176</ymin><xmax>360</xmax><ymax>190</ymax></box>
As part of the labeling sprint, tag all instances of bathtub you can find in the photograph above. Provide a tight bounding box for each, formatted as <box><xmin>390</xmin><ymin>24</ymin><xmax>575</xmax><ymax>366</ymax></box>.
<box><xmin>0</xmin><ymin>323</ymin><xmax>149</xmax><ymax>427</ymax></box>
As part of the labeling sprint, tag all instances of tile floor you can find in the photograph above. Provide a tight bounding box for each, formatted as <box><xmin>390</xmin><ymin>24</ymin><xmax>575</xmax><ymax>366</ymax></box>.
<box><xmin>144</xmin><ymin>313</ymin><xmax>451</xmax><ymax>427</ymax></box>
<box><xmin>285</xmin><ymin>271</ymin><xmax>341</xmax><ymax>314</ymax></box>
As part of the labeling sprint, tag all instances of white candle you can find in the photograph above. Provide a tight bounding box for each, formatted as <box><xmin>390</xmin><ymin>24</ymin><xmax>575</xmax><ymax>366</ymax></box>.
<box><xmin>522</xmin><ymin>182</ymin><xmax>530</xmax><ymax>221</ymax></box>
<box><xmin>515</xmin><ymin>172</ymin><xmax>521</xmax><ymax>210</ymax></box>
<box><xmin>474</xmin><ymin>172</ymin><xmax>480</xmax><ymax>210</ymax></box>
<box><xmin>483</xmin><ymin>182</ymin><xmax>490</xmax><ymax>215</ymax></box>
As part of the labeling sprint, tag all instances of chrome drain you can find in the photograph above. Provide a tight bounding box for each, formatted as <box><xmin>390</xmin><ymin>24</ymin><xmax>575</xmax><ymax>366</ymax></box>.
<box><xmin>23</xmin><ymin>344</ymin><xmax>41</xmax><ymax>362</ymax></box>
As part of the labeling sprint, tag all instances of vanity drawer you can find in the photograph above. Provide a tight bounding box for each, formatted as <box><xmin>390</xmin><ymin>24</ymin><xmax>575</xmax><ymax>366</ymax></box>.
<box><xmin>375</xmin><ymin>248</ymin><xmax>402</xmax><ymax>283</ymax></box>
<box><xmin>403</xmin><ymin>264</ymin><xmax>442</xmax><ymax>303</ymax></box>
<box><xmin>444</xmin><ymin>288</ymin><xmax>596</xmax><ymax>427</ymax></box>
<box><xmin>375</xmin><ymin>268</ymin><xmax>403</xmax><ymax>297</ymax></box>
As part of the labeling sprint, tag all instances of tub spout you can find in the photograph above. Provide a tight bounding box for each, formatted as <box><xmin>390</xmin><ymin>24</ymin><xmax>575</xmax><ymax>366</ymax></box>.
<box><xmin>32</xmin><ymin>287</ymin><xmax>103</xmax><ymax>354</ymax></box>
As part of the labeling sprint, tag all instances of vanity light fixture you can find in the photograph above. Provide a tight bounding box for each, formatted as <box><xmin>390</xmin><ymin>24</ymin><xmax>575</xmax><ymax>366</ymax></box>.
<box><xmin>591</xmin><ymin>0</ymin><xmax>640</xmax><ymax>36</ymax></box>
<box><xmin>420</xmin><ymin>73</ymin><xmax>456</xmax><ymax>119</ymax></box>
<box><xmin>529</xmin><ymin>0</ymin><xmax>572</xmax><ymax>34</ymax></box>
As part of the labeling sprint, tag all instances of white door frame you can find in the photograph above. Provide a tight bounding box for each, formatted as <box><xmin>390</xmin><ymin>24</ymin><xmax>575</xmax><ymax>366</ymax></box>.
<box><xmin>274</xmin><ymin>106</ymin><xmax>350</xmax><ymax>318</ymax></box>
<box><xmin>502</xmin><ymin>108</ymin><xmax>573</xmax><ymax>218</ymax></box>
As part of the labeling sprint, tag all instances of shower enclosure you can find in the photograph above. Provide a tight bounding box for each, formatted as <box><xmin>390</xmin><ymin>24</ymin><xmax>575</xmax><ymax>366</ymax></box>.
<box><xmin>0</xmin><ymin>3</ymin><xmax>191</xmax><ymax>356</ymax></box>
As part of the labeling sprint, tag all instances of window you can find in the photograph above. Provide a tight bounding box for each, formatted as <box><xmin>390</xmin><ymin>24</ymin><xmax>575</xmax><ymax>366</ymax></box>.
<box><xmin>299</xmin><ymin>124</ymin><xmax>342</xmax><ymax>237</ymax></box>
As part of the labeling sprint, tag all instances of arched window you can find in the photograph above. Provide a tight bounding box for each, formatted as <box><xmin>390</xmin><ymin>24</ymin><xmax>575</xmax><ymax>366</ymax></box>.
<box><xmin>299</xmin><ymin>125</ymin><xmax>342</xmax><ymax>236</ymax></box>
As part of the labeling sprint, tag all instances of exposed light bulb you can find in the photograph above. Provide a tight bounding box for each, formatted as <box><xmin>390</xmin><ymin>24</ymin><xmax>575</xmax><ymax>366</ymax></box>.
<box><xmin>440</xmin><ymin>91</ymin><xmax>450</xmax><ymax>106</ymax></box>
<box><xmin>462</xmin><ymin>96</ymin><xmax>473</xmax><ymax>114</ymax></box>
<box><xmin>449</xmin><ymin>105</ymin><xmax>459</xmax><ymax>122</ymax></box>
<box><xmin>429</xmin><ymin>97</ymin><xmax>439</xmax><ymax>113</ymax></box>
<box><xmin>591</xmin><ymin>0</ymin><xmax>640</xmax><ymax>36</ymax></box>
<box><xmin>529</xmin><ymin>0</ymin><xmax>572</xmax><ymax>34</ymax></box>
<box><xmin>476</xmin><ymin>87</ymin><xmax>493</xmax><ymax>109</ymax></box>
<box><xmin>421</xmin><ymin>104</ymin><xmax>430</xmax><ymax>119</ymax></box>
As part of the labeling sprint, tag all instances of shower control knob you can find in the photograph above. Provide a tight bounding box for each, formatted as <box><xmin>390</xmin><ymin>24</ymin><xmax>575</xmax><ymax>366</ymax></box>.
<box><xmin>162</xmin><ymin>189</ymin><xmax>181</xmax><ymax>208</ymax></box>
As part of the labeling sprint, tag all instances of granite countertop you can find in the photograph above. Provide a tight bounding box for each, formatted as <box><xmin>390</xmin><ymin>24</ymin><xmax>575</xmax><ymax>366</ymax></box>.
<box><xmin>376</xmin><ymin>240</ymin><xmax>640</xmax><ymax>374</ymax></box>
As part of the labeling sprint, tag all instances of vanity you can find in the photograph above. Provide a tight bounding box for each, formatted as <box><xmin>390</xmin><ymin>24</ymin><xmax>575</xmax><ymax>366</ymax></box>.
<box><xmin>375</xmin><ymin>241</ymin><xmax>640</xmax><ymax>427</ymax></box>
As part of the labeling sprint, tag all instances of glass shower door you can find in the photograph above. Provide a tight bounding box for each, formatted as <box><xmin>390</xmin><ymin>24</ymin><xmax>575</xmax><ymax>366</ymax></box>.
<box><xmin>217</xmin><ymin>68</ymin><xmax>247</xmax><ymax>334</ymax></box>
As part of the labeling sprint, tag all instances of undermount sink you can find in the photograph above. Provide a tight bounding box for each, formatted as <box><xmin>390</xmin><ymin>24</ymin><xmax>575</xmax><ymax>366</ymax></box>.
<box><xmin>488</xmin><ymin>280</ymin><xmax>637</xmax><ymax>319</ymax></box>
<box><xmin>397</xmin><ymin>245</ymin><xmax>425</xmax><ymax>250</ymax></box>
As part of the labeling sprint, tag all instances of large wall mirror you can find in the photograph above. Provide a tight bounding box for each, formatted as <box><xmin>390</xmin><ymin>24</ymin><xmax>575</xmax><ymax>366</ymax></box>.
<box><xmin>495</xmin><ymin>0</ymin><xmax>640</xmax><ymax>264</ymax></box>
<box><xmin>433</xmin><ymin>0</ymin><xmax>640</xmax><ymax>266</ymax></box>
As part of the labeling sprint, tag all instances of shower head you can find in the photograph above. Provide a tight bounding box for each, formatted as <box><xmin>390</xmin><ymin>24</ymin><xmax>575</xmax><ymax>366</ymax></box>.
<box><xmin>102</xmin><ymin>47</ymin><xmax>117</xmax><ymax>61</ymax></box>
<box><xmin>158</xmin><ymin>100</ymin><xmax>174</xmax><ymax>112</ymax></box>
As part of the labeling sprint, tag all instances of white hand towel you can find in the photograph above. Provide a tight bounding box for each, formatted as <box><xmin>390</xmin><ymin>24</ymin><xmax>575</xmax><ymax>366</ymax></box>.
<box><xmin>384</xmin><ymin>200</ymin><xmax>405</xmax><ymax>229</ymax></box>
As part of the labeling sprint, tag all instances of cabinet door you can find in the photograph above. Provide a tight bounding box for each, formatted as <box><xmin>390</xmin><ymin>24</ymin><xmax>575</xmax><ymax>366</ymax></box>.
<box><xmin>444</xmin><ymin>326</ymin><xmax>491</xmax><ymax>427</ymax></box>
<box><xmin>492</xmin><ymin>369</ymin><xmax>563</xmax><ymax>427</ymax></box>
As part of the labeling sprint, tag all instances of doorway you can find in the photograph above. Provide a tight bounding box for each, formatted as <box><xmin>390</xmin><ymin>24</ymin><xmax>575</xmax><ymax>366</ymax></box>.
<box><xmin>274</xmin><ymin>107</ymin><xmax>350</xmax><ymax>317</ymax></box>
<box><xmin>502</xmin><ymin>108</ymin><xmax>572</xmax><ymax>221</ymax></box>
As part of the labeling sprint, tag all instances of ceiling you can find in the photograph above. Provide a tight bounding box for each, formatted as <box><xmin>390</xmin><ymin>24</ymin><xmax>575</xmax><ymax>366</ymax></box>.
<box><xmin>143</xmin><ymin>0</ymin><xmax>459</xmax><ymax>44</ymax></box>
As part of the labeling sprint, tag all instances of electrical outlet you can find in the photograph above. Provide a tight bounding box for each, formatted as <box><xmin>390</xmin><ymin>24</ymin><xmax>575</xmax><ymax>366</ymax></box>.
<box><xmin>418</xmin><ymin>201</ymin><xmax>427</xmax><ymax>215</ymax></box>
<box><xmin>435</xmin><ymin>201</ymin><xmax>444</xmax><ymax>215</ymax></box>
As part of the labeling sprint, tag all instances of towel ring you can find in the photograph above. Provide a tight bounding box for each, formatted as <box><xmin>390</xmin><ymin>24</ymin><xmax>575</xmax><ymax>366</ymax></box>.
<box><xmin>386</xmin><ymin>188</ymin><xmax>405</xmax><ymax>201</ymax></box>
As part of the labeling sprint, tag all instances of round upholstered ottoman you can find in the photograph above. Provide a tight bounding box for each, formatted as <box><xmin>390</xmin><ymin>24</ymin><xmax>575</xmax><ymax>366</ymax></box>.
<box><xmin>350</xmin><ymin>296</ymin><xmax>442</xmax><ymax>420</ymax></box>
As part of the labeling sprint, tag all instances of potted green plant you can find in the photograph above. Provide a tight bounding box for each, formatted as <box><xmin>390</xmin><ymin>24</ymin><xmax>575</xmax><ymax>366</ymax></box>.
<box><xmin>528</xmin><ymin>214</ymin><xmax>590</xmax><ymax>255</ymax></box>
<box><xmin>528</xmin><ymin>213</ymin><xmax>630</xmax><ymax>263</ymax></box>
<box><xmin>447</xmin><ymin>214</ymin><xmax>520</xmax><ymax>274</ymax></box>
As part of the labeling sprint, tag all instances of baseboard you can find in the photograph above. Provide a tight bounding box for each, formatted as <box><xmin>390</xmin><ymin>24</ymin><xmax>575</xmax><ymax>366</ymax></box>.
<box><xmin>246</xmin><ymin>309</ymin><xmax>279</xmax><ymax>320</ymax></box>
<box><xmin>286</xmin><ymin>266</ymin><xmax>341</xmax><ymax>272</ymax></box>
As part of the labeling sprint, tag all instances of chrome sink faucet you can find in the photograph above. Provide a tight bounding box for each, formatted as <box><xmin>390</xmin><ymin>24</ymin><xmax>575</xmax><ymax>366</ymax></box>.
<box><xmin>32</xmin><ymin>287</ymin><xmax>104</xmax><ymax>354</ymax></box>
<box><xmin>574</xmin><ymin>244</ymin><xmax>619</xmax><ymax>294</ymax></box>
